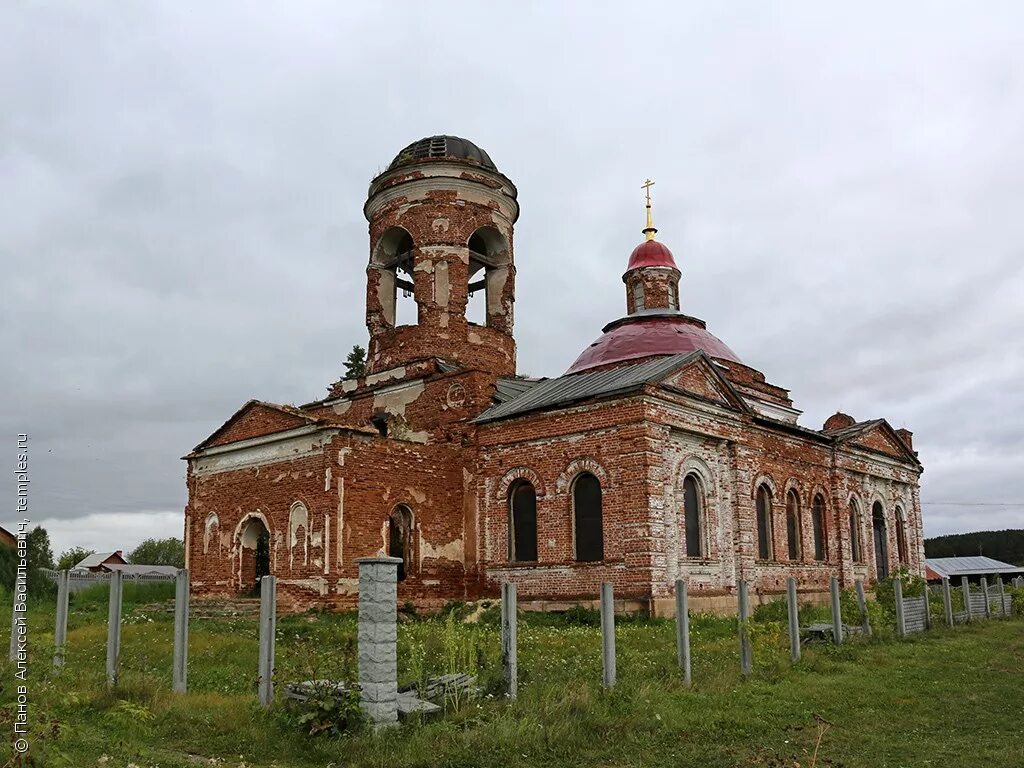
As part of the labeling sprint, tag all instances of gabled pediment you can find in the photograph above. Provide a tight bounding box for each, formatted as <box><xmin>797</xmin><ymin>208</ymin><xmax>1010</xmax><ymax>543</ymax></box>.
<box><xmin>193</xmin><ymin>400</ymin><xmax>315</xmax><ymax>452</ymax></box>
<box><xmin>658</xmin><ymin>353</ymin><xmax>751</xmax><ymax>413</ymax></box>
<box><xmin>831</xmin><ymin>419</ymin><xmax>919</xmax><ymax>465</ymax></box>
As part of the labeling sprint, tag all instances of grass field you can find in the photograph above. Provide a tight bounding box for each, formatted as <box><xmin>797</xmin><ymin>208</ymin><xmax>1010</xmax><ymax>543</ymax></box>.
<box><xmin>1</xmin><ymin>583</ymin><xmax>1022</xmax><ymax>768</ymax></box>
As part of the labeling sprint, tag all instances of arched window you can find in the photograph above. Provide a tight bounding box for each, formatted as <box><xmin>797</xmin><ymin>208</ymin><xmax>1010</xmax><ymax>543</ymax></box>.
<box><xmin>785</xmin><ymin>490</ymin><xmax>802</xmax><ymax>561</ymax></box>
<box><xmin>572</xmin><ymin>472</ymin><xmax>603</xmax><ymax>562</ymax></box>
<box><xmin>895</xmin><ymin>506</ymin><xmax>908</xmax><ymax>564</ymax></box>
<box><xmin>667</xmin><ymin>282</ymin><xmax>678</xmax><ymax>310</ymax></box>
<box><xmin>371</xmin><ymin>227</ymin><xmax>417</xmax><ymax>327</ymax></box>
<box><xmin>682</xmin><ymin>474</ymin><xmax>703</xmax><ymax>557</ymax></box>
<box><xmin>632</xmin><ymin>282</ymin><xmax>645</xmax><ymax>312</ymax></box>
<box><xmin>871</xmin><ymin>501</ymin><xmax>889</xmax><ymax>579</ymax></box>
<box><xmin>389</xmin><ymin>505</ymin><xmax>413</xmax><ymax>581</ymax></box>
<box><xmin>467</xmin><ymin>227</ymin><xmax>510</xmax><ymax>328</ymax></box>
<box><xmin>811</xmin><ymin>494</ymin><xmax>827</xmax><ymax>562</ymax></box>
<box><xmin>848</xmin><ymin>500</ymin><xmax>863</xmax><ymax>563</ymax></box>
<box><xmin>508</xmin><ymin>481</ymin><xmax>538</xmax><ymax>562</ymax></box>
<box><xmin>756</xmin><ymin>485</ymin><xmax>773</xmax><ymax>560</ymax></box>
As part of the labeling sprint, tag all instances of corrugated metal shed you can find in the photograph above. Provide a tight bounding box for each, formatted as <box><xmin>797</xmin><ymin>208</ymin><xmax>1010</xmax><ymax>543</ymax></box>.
<box><xmin>475</xmin><ymin>352</ymin><xmax>702</xmax><ymax>423</ymax></box>
<box><xmin>924</xmin><ymin>556</ymin><xmax>1024</xmax><ymax>578</ymax></box>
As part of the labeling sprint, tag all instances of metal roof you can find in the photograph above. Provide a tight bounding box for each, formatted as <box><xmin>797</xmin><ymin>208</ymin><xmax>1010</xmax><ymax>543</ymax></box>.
<box><xmin>475</xmin><ymin>352</ymin><xmax>703</xmax><ymax>423</ymax></box>
<box><xmin>924</xmin><ymin>556</ymin><xmax>1024</xmax><ymax>577</ymax></box>
<box><xmin>493</xmin><ymin>377</ymin><xmax>542</xmax><ymax>404</ymax></box>
<box><xmin>72</xmin><ymin>551</ymin><xmax>124</xmax><ymax>570</ymax></box>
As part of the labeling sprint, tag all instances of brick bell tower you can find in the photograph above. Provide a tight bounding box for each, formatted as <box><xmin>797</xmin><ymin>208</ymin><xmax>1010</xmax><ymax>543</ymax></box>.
<box><xmin>364</xmin><ymin>135</ymin><xmax>519</xmax><ymax>377</ymax></box>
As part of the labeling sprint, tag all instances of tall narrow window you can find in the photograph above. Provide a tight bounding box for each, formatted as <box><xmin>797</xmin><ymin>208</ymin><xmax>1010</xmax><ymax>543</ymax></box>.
<box><xmin>683</xmin><ymin>474</ymin><xmax>703</xmax><ymax>557</ymax></box>
<box><xmin>871</xmin><ymin>501</ymin><xmax>889</xmax><ymax>580</ymax></box>
<box><xmin>509</xmin><ymin>481</ymin><xmax>538</xmax><ymax>562</ymax></box>
<box><xmin>632</xmin><ymin>282</ymin><xmax>645</xmax><ymax>312</ymax></box>
<box><xmin>573</xmin><ymin>472</ymin><xmax>603</xmax><ymax>562</ymax></box>
<box><xmin>756</xmin><ymin>485</ymin><xmax>773</xmax><ymax>560</ymax></box>
<box><xmin>389</xmin><ymin>505</ymin><xmax>413</xmax><ymax>581</ymax></box>
<box><xmin>895</xmin><ymin>506</ymin><xmax>908</xmax><ymax>564</ymax></box>
<box><xmin>849</xmin><ymin>500</ymin><xmax>862</xmax><ymax>563</ymax></box>
<box><xmin>785</xmin><ymin>490</ymin><xmax>801</xmax><ymax>560</ymax></box>
<box><xmin>811</xmin><ymin>494</ymin><xmax>827</xmax><ymax>561</ymax></box>
<box><xmin>667</xmin><ymin>282</ymin><xmax>678</xmax><ymax>310</ymax></box>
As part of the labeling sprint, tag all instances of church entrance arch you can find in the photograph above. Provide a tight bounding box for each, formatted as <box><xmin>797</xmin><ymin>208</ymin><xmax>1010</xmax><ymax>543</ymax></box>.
<box><xmin>238</xmin><ymin>515</ymin><xmax>271</xmax><ymax>594</ymax></box>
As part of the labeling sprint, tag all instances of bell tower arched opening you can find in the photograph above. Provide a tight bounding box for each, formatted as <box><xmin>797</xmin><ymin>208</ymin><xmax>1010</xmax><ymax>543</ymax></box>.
<box><xmin>467</xmin><ymin>226</ymin><xmax>512</xmax><ymax>329</ymax></box>
<box><xmin>370</xmin><ymin>226</ymin><xmax>418</xmax><ymax>328</ymax></box>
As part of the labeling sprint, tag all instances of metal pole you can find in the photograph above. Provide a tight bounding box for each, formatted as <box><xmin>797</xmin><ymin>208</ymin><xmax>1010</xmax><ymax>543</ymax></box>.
<box><xmin>257</xmin><ymin>575</ymin><xmax>277</xmax><ymax>707</ymax></box>
<box><xmin>830</xmin><ymin>576</ymin><xmax>843</xmax><ymax>645</ymax></box>
<box><xmin>501</xmin><ymin>582</ymin><xmax>518</xmax><ymax>698</ymax></box>
<box><xmin>600</xmin><ymin>582</ymin><xmax>616</xmax><ymax>688</ymax></box>
<box><xmin>786</xmin><ymin>577</ymin><xmax>800</xmax><ymax>661</ymax></box>
<box><xmin>962</xmin><ymin>577</ymin><xmax>972</xmax><ymax>622</ymax></box>
<box><xmin>54</xmin><ymin>570</ymin><xmax>70</xmax><ymax>668</ymax></box>
<box><xmin>172</xmin><ymin>569</ymin><xmax>190</xmax><ymax>693</ymax></box>
<box><xmin>942</xmin><ymin>577</ymin><xmax>953</xmax><ymax>626</ymax></box>
<box><xmin>675</xmin><ymin>579</ymin><xmax>691</xmax><ymax>685</ymax></box>
<box><xmin>855</xmin><ymin>578</ymin><xmax>872</xmax><ymax>636</ymax></box>
<box><xmin>894</xmin><ymin>577</ymin><xmax>906</xmax><ymax>638</ymax></box>
<box><xmin>981</xmin><ymin>577</ymin><xmax>991</xmax><ymax>619</ymax></box>
<box><xmin>106</xmin><ymin>570</ymin><xmax>123</xmax><ymax>686</ymax></box>
<box><xmin>738</xmin><ymin>580</ymin><xmax>752</xmax><ymax>676</ymax></box>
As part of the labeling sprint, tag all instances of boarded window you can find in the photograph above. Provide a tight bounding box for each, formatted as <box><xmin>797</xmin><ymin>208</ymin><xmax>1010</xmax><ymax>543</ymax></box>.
<box><xmin>849</xmin><ymin>501</ymin><xmax>862</xmax><ymax>563</ymax></box>
<box><xmin>509</xmin><ymin>481</ymin><xmax>538</xmax><ymax>562</ymax></box>
<box><xmin>573</xmin><ymin>473</ymin><xmax>603</xmax><ymax>562</ymax></box>
<box><xmin>812</xmin><ymin>495</ymin><xmax>827</xmax><ymax>561</ymax></box>
<box><xmin>872</xmin><ymin>502</ymin><xmax>889</xmax><ymax>579</ymax></box>
<box><xmin>786</xmin><ymin>490</ymin><xmax>801</xmax><ymax>560</ymax></box>
<box><xmin>756</xmin><ymin>486</ymin><xmax>773</xmax><ymax>560</ymax></box>
<box><xmin>896</xmin><ymin>507</ymin><xmax>908</xmax><ymax>564</ymax></box>
<box><xmin>683</xmin><ymin>474</ymin><xmax>702</xmax><ymax>557</ymax></box>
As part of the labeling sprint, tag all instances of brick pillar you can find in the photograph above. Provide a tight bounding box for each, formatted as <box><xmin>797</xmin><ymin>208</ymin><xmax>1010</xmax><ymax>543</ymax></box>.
<box><xmin>357</xmin><ymin>556</ymin><xmax>401</xmax><ymax>728</ymax></box>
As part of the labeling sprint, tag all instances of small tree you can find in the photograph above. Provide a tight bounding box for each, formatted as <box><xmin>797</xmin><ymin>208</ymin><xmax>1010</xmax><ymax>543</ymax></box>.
<box><xmin>25</xmin><ymin>526</ymin><xmax>54</xmax><ymax>571</ymax></box>
<box><xmin>128</xmin><ymin>537</ymin><xmax>185</xmax><ymax>567</ymax></box>
<box><xmin>344</xmin><ymin>344</ymin><xmax>367</xmax><ymax>379</ymax></box>
<box><xmin>57</xmin><ymin>547</ymin><xmax>95</xmax><ymax>570</ymax></box>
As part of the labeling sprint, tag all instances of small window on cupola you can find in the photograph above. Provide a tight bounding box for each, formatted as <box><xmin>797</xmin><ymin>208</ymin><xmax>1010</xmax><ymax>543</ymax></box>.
<box><xmin>632</xmin><ymin>282</ymin><xmax>645</xmax><ymax>311</ymax></box>
<box><xmin>667</xmin><ymin>282</ymin><xmax>677</xmax><ymax>310</ymax></box>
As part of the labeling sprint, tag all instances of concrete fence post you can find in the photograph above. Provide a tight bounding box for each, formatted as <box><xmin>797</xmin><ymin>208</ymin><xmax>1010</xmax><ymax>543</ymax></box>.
<box><xmin>830</xmin><ymin>576</ymin><xmax>843</xmax><ymax>645</ymax></box>
<box><xmin>53</xmin><ymin>570</ymin><xmax>70</xmax><ymax>669</ymax></box>
<box><xmin>357</xmin><ymin>556</ymin><xmax>400</xmax><ymax>728</ymax></box>
<box><xmin>996</xmin><ymin>577</ymin><xmax>1007</xmax><ymax>617</ymax></box>
<box><xmin>738</xmin><ymin>580</ymin><xmax>752</xmax><ymax>677</ymax></box>
<box><xmin>105</xmin><ymin>570</ymin><xmax>123</xmax><ymax>686</ymax></box>
<box><xmin>786</xmin><ymin>577</ymin><xmax>800</xmax><ymax>662</ymax></box>
<box><xmin>962</xmin><ymin>577</ymin><xmax>972</xmax><ymax>622</ymax></box>
<box><xmin>257</xmin><ymin>575</ymin><xmax>277</xmax><ymax>708</ymax></box>
<box><xmin>675</xmin><ymin>579</ymin><xmax>691</xmax><ymax>685</ymax></box>
<box><xmin>501</xmin><ymin>582</ymin><xmax>518</xmax><ymax>699</ymax></box>
<box><xmin>855</xmin><ymin>579</ymin><xmax>871</xmax><ymax>636</ymax></box>
<box><xmin>923</xmin><ymin>583</ymin><xmax>932</xmax><ymax>630</ymax></box>
<box><xmin>172</xmin><ymin>569</ymin><xmax>190</xmax><ymax>693</ymax></box>
<box><xmin>894</xmin><ymin>577</ymin><xmax>906</xmax><ymax>638</ymax></box>
<box><xmin>942</xmin><ymin>578</ymin><xmax>954</xmax><ymax>627</ymax></box>
<box><xmin>981</xmin><ymin>577</ymin><xmax>991</xmax><ymax>619</ymax></box>
<box><xmin>600</xmin><ymin>582</ymin><xmax>616</xmax><ymax>689</ymax></box>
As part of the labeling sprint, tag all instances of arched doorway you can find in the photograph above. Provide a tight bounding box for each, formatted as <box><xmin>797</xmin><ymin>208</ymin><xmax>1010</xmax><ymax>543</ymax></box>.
<box><xmin>388</xmin><ymin>506</ymin><xmax>413</xmax><ymax>581</ymax></box>
<box><xmin>239</xmin><ymin>516</ymin><xmax>271</xmax><ymax>594</ymax></box>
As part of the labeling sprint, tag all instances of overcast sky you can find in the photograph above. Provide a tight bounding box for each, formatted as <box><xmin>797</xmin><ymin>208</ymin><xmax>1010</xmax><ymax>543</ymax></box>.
<box><xmin>3</xmin><ymin>2</ymin><xmax>1023</xmax><ymax>558</ymax></box>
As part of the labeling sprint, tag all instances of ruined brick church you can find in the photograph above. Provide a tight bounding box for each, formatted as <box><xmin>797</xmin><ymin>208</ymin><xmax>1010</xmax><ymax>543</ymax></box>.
<box><xmin>184</xmin><ymin>135</ymin><xmax>924</xmax><ymax>614</ymax></box>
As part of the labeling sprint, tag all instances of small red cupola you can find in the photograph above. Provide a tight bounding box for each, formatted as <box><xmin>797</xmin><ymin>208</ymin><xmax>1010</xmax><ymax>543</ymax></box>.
<box><xmin>622</xmin><ymin>179</ymin><xmax>681</xmax><ymax>314</ymax></box>
<box><xmin>626</xmin><ymin>239</ymin><xmax>677</xmax><ymax>271</ymax></box>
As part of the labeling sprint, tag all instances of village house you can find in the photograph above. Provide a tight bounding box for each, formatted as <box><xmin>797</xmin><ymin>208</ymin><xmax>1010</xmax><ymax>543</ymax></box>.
<box><xmin>183</xmin><ymin>135</ymin><xmax>924</xmax><ymax>614</ymax></box>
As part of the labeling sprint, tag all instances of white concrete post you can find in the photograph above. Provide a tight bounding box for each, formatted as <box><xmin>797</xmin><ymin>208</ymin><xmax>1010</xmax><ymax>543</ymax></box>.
<box><xmin>786</xmin><ymin>577</ymin><xmax>800</xmax><ymax>662</ymax></box>
<box><xmin>962</xmin><ymin>577</ymin><xmax>972</xmax><ymax>622</ymax></box>
<box><xmin>172</xmin><ymin>569</ymin><xmax>189</xmax><ymax>693</ymax></box>
<box><xmin>830</xmin><ymin>576</ymin><xmax>843</xmax><ymax>644</ymax></box>
<box><xmin>257</xmin><ymin>575</ymin><xmax>277</xmax><ymax>708</ymax></box>
<box><xmin>54</xmin><ymin>569</ymin><xmax>70</xmax><ymax>668</ymax></box>
<box><xmin>942</xmin><ymin>578</ymin><xmax>954</xmax><ymax>626</ymax></box>
<box><xmin>675</xmin><ymin>579</ymin><xmax>691</xmax><ymax>685</ymax></box>
<box><xmin>981</xmin><ymin>577</ymin><xmax>991</xmax><ymax>619</ymax></box>
<box><xmin>501</xmin><ymin>582</ymin><xmax>518</xmax><ymax>699</ymax></box>
<box><xmin>997</xmin><ymin>577</ymin><xmax>1007</xmax><ymax>617</ymax></box>
<box><xmin>855</xmin><ymin>578</ymin><xmax>872</xmax><ymax>636</ymax></box>
<box><xmin>923</xmin><ymin>583</ymin><xmax>932</xmax><ymax>630</ymax></box>
<box><xmin>357</xmin><ymin>556</ymin><xmax>400</xmax><ymax>727</ymax></box>
<box><xmin>738</xmin><ymin>580</ymin><xmax>752</xmax><ymax>676</ymax></box>
<box><xmin>600</xmin><ymin>582</ymin><xmax>616</xmax><ymax>689</ymax></box>
<box><xmin>106</xmin><ymin>570</ymin><xmax>123</xmax><ymax>686</ymax></box>
<box><xmin>894</xmin><ymin>577</ymin><xmax>906</xmax><ymax>638</ymax></box>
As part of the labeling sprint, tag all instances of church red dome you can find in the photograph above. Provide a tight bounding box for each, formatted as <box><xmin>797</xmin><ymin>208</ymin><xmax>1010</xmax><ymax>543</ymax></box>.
<box><xmin>626</xmin><ymin>240</ymin><xmax>677</xmax><ymax>271</ymax></box>
<box><xmin>566</xmin><ymin>312</ymin><xmax>742</xmax><ymax>374</ymax></box>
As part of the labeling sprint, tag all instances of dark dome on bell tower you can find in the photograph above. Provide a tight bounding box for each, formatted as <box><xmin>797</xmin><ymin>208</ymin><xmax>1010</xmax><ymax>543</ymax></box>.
<box><xmin>387</xmin><ymin>135</ymin><xmax>497</xmax><ymax>172</ymax></box>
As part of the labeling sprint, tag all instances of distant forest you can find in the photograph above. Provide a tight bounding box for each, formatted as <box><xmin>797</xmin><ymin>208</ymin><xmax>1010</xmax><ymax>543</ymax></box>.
<box><xmin>924</xmin><ymin>529</ymin><xmax>1024</xmax><ymax>566</ymax></box>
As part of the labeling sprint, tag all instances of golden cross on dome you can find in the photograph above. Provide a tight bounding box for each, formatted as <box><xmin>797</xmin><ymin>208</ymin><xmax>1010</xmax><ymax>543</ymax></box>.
<box><xmin>641</xmin><ymin>178</ymin><xmax>657</xmax><ymax>241</ymax></box>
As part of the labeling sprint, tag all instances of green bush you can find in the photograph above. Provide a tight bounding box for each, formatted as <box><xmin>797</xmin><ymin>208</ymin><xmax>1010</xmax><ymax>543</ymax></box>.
<box><xmin>283</xmin><ymin>684</ymin><xmax>364</xmax><ymax>737</ymax></box>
